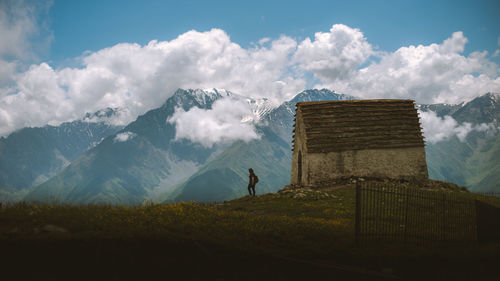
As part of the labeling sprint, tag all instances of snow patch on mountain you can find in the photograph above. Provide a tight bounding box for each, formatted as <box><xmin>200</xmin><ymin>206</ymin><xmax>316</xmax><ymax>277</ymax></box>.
<box><xmin>244</xmin><ymin>97</ymin><xmax>278</xmax><ymax>122</ymax></box>
<box><xmin>192</xmin><ymin>88</ymin><xmax>227</xmax><ymax>105</ymax></box>
<box><xmin>202</xmin><ymin>88</ymin><xmax>232</xmax><ymax>97</ymax></box>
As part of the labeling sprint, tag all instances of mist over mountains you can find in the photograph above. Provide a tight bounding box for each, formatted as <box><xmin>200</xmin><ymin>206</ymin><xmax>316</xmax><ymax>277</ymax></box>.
<box><xmin>0</xmin><ymin>89</ymin><xmax>498</xmax><ymax>204</ymax></box>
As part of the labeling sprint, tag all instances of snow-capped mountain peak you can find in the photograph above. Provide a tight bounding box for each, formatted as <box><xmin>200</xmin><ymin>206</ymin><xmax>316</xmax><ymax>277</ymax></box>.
<box><xmin>192</xmin><ymin>88</ymin><xmax>230</xmax><ymax>104</ymax></box>
<box><xmin>202</xmin><ymin>88</ymin><xmax>232</xmax><ymax>97</ymax></box>
<box><xmin>169</xmin><ymin>88</ymin><xmax>232</xmax><ymax>108</ymax></box>
<box><xmin>170</xmin><ymin>88</ymin><xmax>278</xmax><ymax>122</ymax></box>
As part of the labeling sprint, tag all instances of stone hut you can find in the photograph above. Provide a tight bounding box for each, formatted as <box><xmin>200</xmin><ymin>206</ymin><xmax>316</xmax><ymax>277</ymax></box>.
<box><xmin>291</xmin><ymin>99</ymin><xmax>428</xmax><ymax>186</ymax></box>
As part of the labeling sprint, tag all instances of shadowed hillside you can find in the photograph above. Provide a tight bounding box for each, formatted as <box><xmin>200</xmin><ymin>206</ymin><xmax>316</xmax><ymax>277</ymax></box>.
<box><xmin>2</xmin><ymin>184</ymin><xmax>500</xmax><ymax>280</ymax></box>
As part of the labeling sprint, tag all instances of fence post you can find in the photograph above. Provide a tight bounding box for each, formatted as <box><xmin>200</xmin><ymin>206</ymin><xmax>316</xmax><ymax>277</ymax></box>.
<box><xmin>475</xmin><ymin>199</ymin><xmax>480</xmax><ymax>243</ymax></box>
<box><xmin>404</xmin><ymin>189</ymin><xmax>409</xmax><ymax>242</ymax></box>
<box><xmin>355</xmin><ymin>180</ymin><xmax>361</xmax><ymax>246</ymax></box>
<box><xmin>442</xmin><ymin>193</ymin><xmax>446</xmax><ymax>242</ymax></box>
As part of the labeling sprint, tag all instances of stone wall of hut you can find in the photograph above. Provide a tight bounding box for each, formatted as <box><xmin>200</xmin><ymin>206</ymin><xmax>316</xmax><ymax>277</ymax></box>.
<box><xmin>291</xmin><ymin>147</ymin><xmax>428</xmax><ymax>186</ymax></box>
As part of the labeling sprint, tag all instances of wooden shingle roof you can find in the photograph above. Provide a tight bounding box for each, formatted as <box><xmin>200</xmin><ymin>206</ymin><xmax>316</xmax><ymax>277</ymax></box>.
<box><xmin>293</xmin><ymin>99</ymin><xmax>425</xmax><ymax>153</ymax></box>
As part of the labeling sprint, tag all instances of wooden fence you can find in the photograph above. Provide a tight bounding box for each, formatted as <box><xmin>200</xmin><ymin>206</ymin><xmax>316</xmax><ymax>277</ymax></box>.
<box><xmin>355</xmin><ymin>182</ymin><xmax>478</xmax><ymax>246</ymax></box>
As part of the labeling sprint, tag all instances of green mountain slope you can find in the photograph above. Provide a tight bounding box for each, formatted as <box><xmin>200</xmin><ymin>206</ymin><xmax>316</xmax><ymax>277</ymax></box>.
<box><xmin>425</xmin><ymin>93</ymin><xmax>499</xmax><ymax>192</ymax></box>
<box><xmin>0</xmin><ymin>109</ymin><xmax>122</xmax><ymax>201</ymax></box>
<box><xmin>25</xmin><ymin>89</ymin><xmax>228</xmax><ymax>204</ymax></box>
<box><xmin>464</xmin><ymin>133</ymin><xmax>500</xmax><ymax>192</ymax></box>
<box><xmin>26</xmin><ymin>136</ymin><xmax>175</xmax><ymax>204</ymax></box>
<box><xmin>171</xmin><ymin>127</ymin><xmax>292</xmax><ymax>202</ymax></box>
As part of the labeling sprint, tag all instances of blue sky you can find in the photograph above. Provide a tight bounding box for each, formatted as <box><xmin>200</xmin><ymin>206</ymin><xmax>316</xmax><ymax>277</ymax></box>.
<box><xmin>48</xmin><ymin>0</ymin><xmax>500</xmax><ymax>65</ymax></box>
<box><xmin>0</xmin><ymin>0</ymin><xmax>499</xmax><ymax>137</ymax></box>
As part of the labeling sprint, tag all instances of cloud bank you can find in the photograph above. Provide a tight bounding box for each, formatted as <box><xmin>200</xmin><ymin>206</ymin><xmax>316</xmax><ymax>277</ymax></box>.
<box><xmin>419</xmin><ymin>110</ymin><xmax>496</xmax><ymax>143</ymax></box>
<box><xmin>294</xmin><ymin>24</ymin><xmax>373</xmax><ymax>82</ymax></box>
<box><xmin>1</xmin><ymin>4</ymin><xmax>499</xmax><ymax>145</ymax></box>
<box><xmin>313</xmin><ymin>31</ymin><xmax>500</xmax><ymax>104</ymax></box>
<box><xmin>0</xmin><ymin>28</ymin><xmax>304</xmax><ymax>136</ymax></box>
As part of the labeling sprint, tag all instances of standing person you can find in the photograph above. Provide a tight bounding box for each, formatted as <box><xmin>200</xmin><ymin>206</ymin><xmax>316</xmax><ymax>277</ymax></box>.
<box><xmin>248</xmin><ymin>168</ymin><xmax>258</xmax><ymax>196</ymax></box>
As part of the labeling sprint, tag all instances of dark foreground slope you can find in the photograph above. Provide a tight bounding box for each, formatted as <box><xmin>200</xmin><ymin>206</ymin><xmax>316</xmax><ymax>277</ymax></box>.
<box><xmin>2</xmin><ymin>185</ymin><xmax>500</xmax><ymax>281</ymax></box>
<box><xmin>2</xmin><ymin>239</ymin><xmax>398</xmax><ymax>281</ymax></box>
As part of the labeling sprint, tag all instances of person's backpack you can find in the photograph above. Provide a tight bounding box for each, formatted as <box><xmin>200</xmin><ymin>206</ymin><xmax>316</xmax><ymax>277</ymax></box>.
<box><xmin>254</xmin><ymin>175</ymin><xmax>259</xmax><ymax>184</ymax></box>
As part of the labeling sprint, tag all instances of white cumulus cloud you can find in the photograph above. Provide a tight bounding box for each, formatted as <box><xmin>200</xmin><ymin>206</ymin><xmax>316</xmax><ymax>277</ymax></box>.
<box><xmin>114</xmin><ymin>131</ymin><xmax>136</xmax><ymax>143</ymax></box>
<box><xmin>168</xmin><ymin>97</ymin><xmax>261</xmax><ymax>147</ymax></box>
<box><xmin>0</xmin><ymin>0</ymin><xmax>52</xmax><ymax>60</ymax></box>
<box><xmin>294</xmin><ymin>24</ymin><xmax>373</xmax><ymax>82</ymax></box>
<box><xmin>316</xmin><ymin>31</ymin><xmax>500</xmax><ymax>104</ymax></box>
<box><xmin>0</xmin><ymin>0</ymin><xmax>52</xmax><ymax>94</ymax></box>
<box><xmin>419</xmin><ymin>110</ymin><xmax>496</xmax><ymax>143</ymax></box>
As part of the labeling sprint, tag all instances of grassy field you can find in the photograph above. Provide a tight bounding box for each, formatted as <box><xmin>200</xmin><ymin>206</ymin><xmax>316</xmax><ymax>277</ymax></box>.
<box><xmin>1</xmin><ymin>185</ymin><xmax>500</xmax><ymax>280</ymax></box>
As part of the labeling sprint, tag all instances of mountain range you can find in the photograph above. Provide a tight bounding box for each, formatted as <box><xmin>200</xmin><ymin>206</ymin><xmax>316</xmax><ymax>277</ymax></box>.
<box><xmin>1</xmin><ymin>89</ymin><xmax>498</xmax><ymax>204</ymax></box>
<box><xmin>0</xmin><ymin>108</ymin><xmax>123</xmax><ymax>201</ymax></box>
<box><xmin>421</xmin><ymin>93</ymin><xmax>499</xmax><ymax>192</ymax></box>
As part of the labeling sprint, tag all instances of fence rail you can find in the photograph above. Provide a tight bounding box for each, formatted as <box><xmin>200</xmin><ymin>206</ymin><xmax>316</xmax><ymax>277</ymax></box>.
<box><xmin>474</xmin><ymin>192</ymin><xmax>500</xmax><ymax>198</ymax></box>
<box><xmin>355</xmin><ymin>182</ymin><xmax>480</xmax><ymax>246</ymax></box>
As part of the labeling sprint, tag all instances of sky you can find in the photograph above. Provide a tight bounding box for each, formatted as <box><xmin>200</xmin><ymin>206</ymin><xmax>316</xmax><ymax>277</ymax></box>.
<box><xmin>0</xmin><ymin>0</ymin><xmax>499</xmax><ymax>142</ymax></box>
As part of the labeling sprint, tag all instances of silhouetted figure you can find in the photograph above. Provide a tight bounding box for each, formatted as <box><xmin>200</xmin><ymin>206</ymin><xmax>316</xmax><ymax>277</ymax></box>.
<box><xmin>248</xmin><ymin>168</ymin><xmax>258</xmax><ymax>196</ymax></box>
